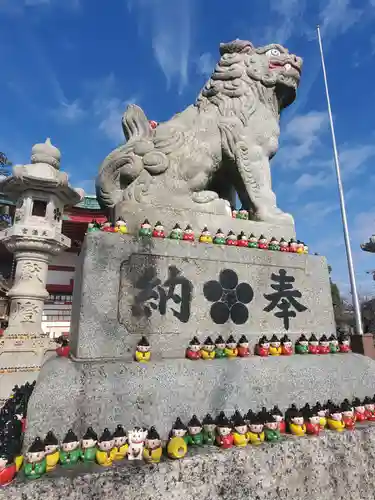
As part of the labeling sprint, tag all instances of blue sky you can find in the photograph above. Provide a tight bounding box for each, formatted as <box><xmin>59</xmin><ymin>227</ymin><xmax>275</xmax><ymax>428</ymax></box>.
<box><xmin>1</xmin><ymin>0</ymin><xmax>375</xmax><ymax>298</ymax></box>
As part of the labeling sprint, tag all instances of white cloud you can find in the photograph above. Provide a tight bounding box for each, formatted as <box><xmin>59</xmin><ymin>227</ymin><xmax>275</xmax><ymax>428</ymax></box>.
<box><xmin>266</xmin><ymin>0</ymin><xmax>307</xmax><ymax>44</ymax></box>
<box><xmin>278</xmin><ymin>111</ymin><xmax>328</xmax><ymax>168</ymax></box>
<box><xmin>319</xmin><ymin>0</ymin><xmax>363</xmax><ymax>36</ymax></box>
<box><xmin>294</xmin><ymin>171</ymin><xmax>330</xmax><ymax>192</ymax></box>
<box><xmin>0</xmin><ymin>0</ymin><xmax>80</xmax><ymax>11</ymax></box>
<box><xmin>299</xmin><ymin>201</ymin><xmax>338</xmax><ymax>223</ymax></box>
<box><xmin>127</xmin><ymin>0</ymin><xmax>192</xmax><ymax>94</ymax></box>
<box><xmin>52</xmin><ymin>99</ymin><xmax>85</xmax><ymax>122</ymax></box>
<box><xmin>195</xmin><ymin>52</ymin><xmax>215</xmax><ymax>78</ymax></box>
<box><xmin>94</xmin><ymin>96</ymin><xmax>137</xmax><ymax>144</ymax></box>
<box><xmin>353</xmin><ymin>211</ymin><xmax>375</xmax><ymax>242</ymax></box>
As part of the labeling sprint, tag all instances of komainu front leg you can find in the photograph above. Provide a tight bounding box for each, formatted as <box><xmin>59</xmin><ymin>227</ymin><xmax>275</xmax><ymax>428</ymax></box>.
<box><xmin>235</xmin><ymin>141</ymin><xmax>294</xmax><ymax>225</ymax></box>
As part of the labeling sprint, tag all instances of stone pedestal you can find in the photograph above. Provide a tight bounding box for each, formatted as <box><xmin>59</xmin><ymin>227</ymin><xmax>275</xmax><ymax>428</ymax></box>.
<box><xmin>7</xmin><ymin>425</ymin><xmax>375</xmax><ymax>500</ymax></box>
<box><xmin>70</xmin><ymin>232</ymin><xmax>334</xmax><ymax>360</ymax></box>
<box><xmin>113</xmin><ymin>201</ymin><xmax>296</xmax><ymax>241</ymax></box>
<box><xmin>24</xmin><ymin>230</ymin><xmax>340</xmax><ymax>443</ymax></box>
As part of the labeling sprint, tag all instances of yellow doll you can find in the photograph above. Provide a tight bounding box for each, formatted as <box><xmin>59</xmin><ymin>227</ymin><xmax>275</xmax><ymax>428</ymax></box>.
<box><xmin>143</xmin><ymin>427</ymin><xmax>163</xmax><ymax>463</ymax></box>
<box><xmin>135</xmin><ymin>336</ymin><xmax>151</xmax><ymax>362</ymax></box>
<box><xmin>44</xmin><ymin>431</ymin><xmax>60</xmax><ymax>472</ymax></box>
<box><xmin>112</xmin><ymin>425</ymin><xmax>128</xmax><ymax>461</ymax></box>
<box><xmin>96</xmin><ymin>429</ymin><xmax>117</xmax><ymax>467</ymax></box>
<box><xmin>200</xmin><ymin>337</ymin><xmax>216</xmax><ymax>360</ymax></box>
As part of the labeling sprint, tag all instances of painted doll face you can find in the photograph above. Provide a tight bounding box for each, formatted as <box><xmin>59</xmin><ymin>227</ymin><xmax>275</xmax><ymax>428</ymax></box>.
<box><xmin>365</xmin><ymin>403</ymin><xmax>374</xmax><ymax>412</ymax></box>
<box><xmin>234</xmin><ymin>424</ymin><xmax>247</xmax><ymax>435</ymax></box>
<box><xmin>342</xmin><ymin>339</ymin><xmax>350</xmax><ymax>346</ymax></box>
<box><xmin>203</xmin><ymin>343</ymin><xmax>214</xmax><ymax>352</ymax></box>
<box><xmin>271</xmin><ymin>340</ymin><xmax>280</xmax><ymax>348</ymax></box>
<box><xmin>26</xmin><ymin>451</ymin><xmax>45</xmax><ymax>463</ymax></box>
<box><xmin>272</xmin><ymin>414</ymin><xmax>282</xmax><ymax>423</ymax></box>
<box><xmin>249</xmin><ymin>423</ymin><xmax>263</xmax><ymax>433</ymax></box>
<box><xmin>218</xmin><ymin>426</ymin><xmax>231</xmax><ymax>436</ymax></box>
<box><xmin>239</xmin><ymin>342</ymin><xmax>249</xmax><ymax>348</ymax></box>
<box><xmin>259</xmin><ymin>238</ymin><xmax>267</xmax><ymax>244</ymax></box>
<box><xmin>62</xmin><ymin>441</ymin><xmax>79</xmax><ymax>452</ymax></box>
<box><xmin>142</xmin><ymin>222</ymin><xmax>151</xmax><ymax>230</ymax></box>
<box><xmin>188</xmin><ymin>425</ymin><xmax>202</xmax><ymax>435</ymax></box>
<box><xmin>331</xmin><ymin>339</ymin><xmax>338</xmax><ymax>347</ymax></box>
<box><xmin>155</xmin><ymin>224</ymin><xmax>164</xmax><ymax>232</ymax></box>
<box><xmin>300</xmin><ymin>340</ymin><xmax>308</xmax><ymax>347</ymax></box>
<box><xmin>280</xmin><ymin>241</ymin><xmax>288</xmax><ymax>248</ymax></box>
<box><xmin>330</xmin><ymin>412</ymin><xmax>342</xmax><ymax>421</ymax></box>
<box><xmin>145</xmin><ymin>438</ymin><xmax>161</xmax><ymax>449</ymax></box>
<box><xmin>291</xmin><ymin>416</ymin><xmax>304</xmax><ymax>426</ymax></box>
<box><xmin>216</xmin><ymin>342</ymin><xmax>225</xmax><ymax>349</ymax></box>
<box><xmin>137</xmin><ymin>344</ymin><xmax>150</xmax><ymax>353</ymax></box>
<box><xmin>114</xmin><ymin>436</ymin><xmax>127</xmax><ymax>447</ymax></box>
<box><xmin>190</xmin><ymin>344</ymin><xmax>201</xmax><ymax>353</ymax></box>
<box><xmin>261</xmin><ymin>342</ymin><xmax>270</xmax><ymax>349</ymax></box>
<box><xmin>103</xmin><ymin>221</ymin><xmax>111</xmax><ymax>228</ymax></box>
<box><xmin>320</xmin><ymin>341</ymin><xmax>329</xmax><ymax>347</ymax></box>
<box><xmin>283</xmin><ymin>341</ymin><xmax>292</xmax><ymax>348</ymax></box>
<box><xmin>128</xmin><ymin>428</ymin><xmax>146</xmax><ymax>443</ymax></box>
<box><xmin>317</xmin><ymin>410</ymin><xmax>326</xmax><ymax>418</ymax></box>
<box><xmin>265</xmin><ymin>421</ymin><xmax>278</xmax><ymax>430</ymax></box>
<box><xmin>98</xmin><ymin>439</ymin><xmax>114</xmax><ymax>451</ymax></box>
<box><xmin>82</xmin><ymin>438</ymin><xmax>96</xmax><ymax>449</ymax></box>
<box><xmin>185</xmin><ymin>228</ymin><xmax>193</xmax><ymax>235</ymax></box>
<box><xmin>309</xmin><ymin>416</ymin><xmax>320</xmax><ymax>425</ymax></box>
<box><xmin>172</xmin><ymin>428</ymin><xmax>187</xmax><ymax>438</ymax></box>
<box><xmin>249</xmin><ymin>236</ymin><xmax>257</xmax><ymax>243</ymax></box>
<box><xmin>342</xmin><ymin>410</ymin><xmax>353</xmax><ymax>418</ymax></box>
<box><xmin>355</xmin><ymin>405</ymin><xmax>365</xmax><ymax>413</ymax></box>
<box><xmin>227</xmin><ymin>342</ymin><xmax>236</xmax><ymax>349</ymax></box>
<box><xmin>45</xmin><ymin>444</ymin><xmax>58</xmax><ymax>454</ymax></box>
<box><xmin>290</xmin><ymin>242</ymin><xmax>297</xmax><ymax>250</ymax></box>
<box><xmin>216</xmin><ymin>232</ymin><xmax>225</xmax><ymax>239</ymax></box>
<box><xmin>0</xmin><ymin>457</ymin><xmax>7</xmax><ymax>470</ymax></box>
<box><xmin>203</xmin><ymin>423</ymin><xmax>216</xmax><ymax>433</ymax></box>
<box><xmin>310</xmin><ymin>340</ymin><xmax>319</xmax><ymax>347</ymax></box>
<box><xmin>116</xmin><ymin>219</ymin><xmax>126</xmax><ymax>227</ymax></box>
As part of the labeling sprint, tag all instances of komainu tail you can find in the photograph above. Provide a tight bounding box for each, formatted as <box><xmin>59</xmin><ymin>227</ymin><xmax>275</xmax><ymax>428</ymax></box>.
<box><xmin>96</xmin><ymin>104</ymin><xmax>153</xmax><ymax>210</ymax></box>
<box><xmin>122</xmin><ymin>104</ymin><xmax>151</xmax><ymax>142</ymax></box>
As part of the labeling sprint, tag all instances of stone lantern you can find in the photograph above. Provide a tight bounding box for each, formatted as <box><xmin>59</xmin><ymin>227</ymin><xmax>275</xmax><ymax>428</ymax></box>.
<box><xmin>0</xmin><ymin>139</ymin><xmax>84</xmax><ymax>401</ymax></box>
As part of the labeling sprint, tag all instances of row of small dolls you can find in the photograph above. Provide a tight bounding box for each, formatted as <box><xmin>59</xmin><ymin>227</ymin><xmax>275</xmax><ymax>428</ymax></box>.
<box><xmin>183</xmin><ymin>333</ymin><xmax>351</xmax><ymax>360</ymax></box>
<box><xmin>87</xmin><ymin>218</ymin><xmax>308</xmax><ymax>254</ymax></box>
<box><xmin>2</xmin><ymin>395</ymin><xmax>374</xmax><ymax>486</ymax></box>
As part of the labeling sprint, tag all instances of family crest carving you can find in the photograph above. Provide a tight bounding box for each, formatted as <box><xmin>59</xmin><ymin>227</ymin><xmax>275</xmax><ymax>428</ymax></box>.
<box><xmin>96</xmin><ymin>39</ymin><xmax>302</xmax><ymax>222</ymax></box>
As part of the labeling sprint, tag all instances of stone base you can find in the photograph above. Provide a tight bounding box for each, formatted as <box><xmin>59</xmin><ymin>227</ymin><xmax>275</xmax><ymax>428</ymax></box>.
<box><xmin>24</xmin><ymin>353</ymin><xmax>375</xmax><ymax>447</ymax></box>
<box><xmin>70</xmin><ymin>233</ymin><xmax>335</xmax><ymax>360</ymax></box>
<box><xmin>0</xmin><ymin>338</ymin><xmax>55</xmax><ymax>401</ymax></box>
<box><xmin>8</xmin><ymin>425</ymin><xmax>375</xmax><ymax>500</ymax></box>
<box><xmin>113</xmin><ymin>201</ymin><xmax>296</xmax><ymax>241</ymax></box>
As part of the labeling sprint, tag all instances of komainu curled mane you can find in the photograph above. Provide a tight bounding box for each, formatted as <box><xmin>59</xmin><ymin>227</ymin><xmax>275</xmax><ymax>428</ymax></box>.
<box><xmin>96</xmin><ymin>39</ymin><xmax>302</xmax><ymax>222</ymax></box>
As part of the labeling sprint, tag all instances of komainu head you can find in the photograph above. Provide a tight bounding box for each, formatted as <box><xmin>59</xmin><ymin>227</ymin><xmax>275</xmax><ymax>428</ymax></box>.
<box><xmin>200</xmin><ymin>39</ymin><xmax>303</xmax><ymax>111</ymax></box>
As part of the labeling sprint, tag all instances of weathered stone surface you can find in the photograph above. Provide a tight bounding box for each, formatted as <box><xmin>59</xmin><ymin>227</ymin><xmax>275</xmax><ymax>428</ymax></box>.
<box><xmin>7</xmin><ymin>425</ymin><xmax>375</xmax><ymax>500</ymax></box>
<box><xmin>96</xmin><ymin>40</ymin><xmax>302</xmax><ymax>226</ymax></box>
<box><xmin>113</xmin><ymin>201</ymin><xmax>296</xmax><ymax>240</ymax></box>
<box><xmin>24</xmin><ymin>353</ymin><xmax>375</xmax><ymax>447</ymax></box>
<box><xmin>70</xmin><ymin>232</ymin><xmax>334</xmax><ymax>360</ymax></box>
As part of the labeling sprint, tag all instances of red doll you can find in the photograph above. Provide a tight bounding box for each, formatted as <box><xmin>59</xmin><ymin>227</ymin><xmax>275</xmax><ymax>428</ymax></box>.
<box><xmin>185</xmin><ymin>336</ymin><xmax>201</xmax><ymax>360</ymax></box>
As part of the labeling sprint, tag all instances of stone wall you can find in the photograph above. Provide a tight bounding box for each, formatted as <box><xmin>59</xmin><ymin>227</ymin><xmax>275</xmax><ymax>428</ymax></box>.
<box><xmin>5</xmin><ymin>425</ymin><xmax>375</xmax><ymax>500</ymax></box>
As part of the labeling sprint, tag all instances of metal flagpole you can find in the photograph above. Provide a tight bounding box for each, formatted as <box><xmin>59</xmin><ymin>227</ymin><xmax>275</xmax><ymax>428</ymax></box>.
<box><xmin>316</xmin><ymin>25</ymin><xmax>363</xmax><ymax>335</ymax></box>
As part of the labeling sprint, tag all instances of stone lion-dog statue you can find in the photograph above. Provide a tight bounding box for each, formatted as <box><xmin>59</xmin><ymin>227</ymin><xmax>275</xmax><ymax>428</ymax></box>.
<box><xmin>96</xmin><ymin>39</ymin><xmax>302</xmax><ymax>223</ymax></box>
